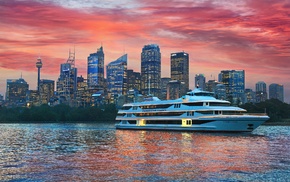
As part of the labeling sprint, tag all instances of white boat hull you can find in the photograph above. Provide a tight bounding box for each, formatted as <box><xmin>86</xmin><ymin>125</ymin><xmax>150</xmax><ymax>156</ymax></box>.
<box><xmin>115</xmin><ymin>115</ymin><xmax>269</xmax><ymax>132</ymax></box>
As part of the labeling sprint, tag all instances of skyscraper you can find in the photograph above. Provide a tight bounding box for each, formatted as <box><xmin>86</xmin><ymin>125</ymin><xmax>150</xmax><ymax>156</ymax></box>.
<box><xmin>127</xmin><ymin>69</ymin><xmax>141</xmax><ymax>92</ymax></box>
<box><xmin>269</xmin><ymin>83</ymin><xmax>284</xmax><ymax>102</ymax></box>
<box><xmin>220</xmin><ymin>70</ymin><xmax>245</xmax><ymax>105</ymax></box>
<box><xmin>106</xmin><ymin>54</ymin><xmax>128</xmax><ymax>96</ymax></box>
<box><xmin>87</xmin><ymin>46</ymin><xmax>104</xmax><ymax>89</ymax></box>
<box><xmin>195</xmin><ymin>74</ymin><xmax>206</xmax><ymax>90</ymax></box>
<box><xmin>6</xmin><ymin>77</ymin><xmax>29</xmax><ymax>107</ymax></box>
<box><xmin>141</xmin><ymin>44</ymin><xmax>161</xmax><ymax>96</ymax></box>
<box><xmin>56</xmin><ymin>63</ymin><xmax>77</xmax><ymax>105</ymax></box>
<box><xmin>255</xmin><ymin>81</ymin><xmax>267</xmax><ymax>103</ymax></box>
<box><xmin>39</xmin><ymin>79</ymin><xmax>55</xmax><ymax>104</ymax></box>
<box><xmin>206</xmin><ymin>79</ymin><xmax>219</xmax><ymax>92</ymax></box>
<box><xmin>166</xmin><ymin>80</ymin><xmax>184</xmax><ymax>100</ymax></box>
<box><xmin>170</xmin><ymin>52</ymin><xmax>189</xmax><ymax>91</ymax></box>
<box><xmin>244</xmin><ymin>88</ymin><xmax>256</xmax><ymax>103</ymax></box>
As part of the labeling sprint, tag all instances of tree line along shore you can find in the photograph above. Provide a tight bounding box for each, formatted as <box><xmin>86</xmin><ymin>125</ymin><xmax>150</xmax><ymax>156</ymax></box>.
<box><xmin>0</xmin><ymin>99</ymin><xmax>289</xmax><ymax>124</ymax></box>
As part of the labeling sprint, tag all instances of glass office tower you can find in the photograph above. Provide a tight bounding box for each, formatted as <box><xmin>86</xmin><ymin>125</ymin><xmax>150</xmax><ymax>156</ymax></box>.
<box><xmin>220</xmin><ymin>70</ymin><xmax>245</xmax><ymax>105</ymax></box>
<box><xmin>141</xmin><ymin>44</ymin><xmax>161</xmax><ymax>96</ymax></box>
<box><xmin>87</xmin><ymin>46</ymin><xmax>104</xmax><ymax>89</ymax></box>
<box><xmin>256</xmin><ymin>81</ymin><xmax>267</xmax><ymax>103</ymax></box>
<box><xmin>106</xmin><ymin>54</ymin><xmax>128</xmax><ymax>96</ymax></box>
<box><xmin>6</xmin><ymin>77</ymin><xmax>29</xmax><ymax>107</ymax></box>
<box><xmin>170</xmin><ymin>52</ymin><xmax>189</xmax><ymax>91</ymax></box>
<box><xmin>269</xmin><ymin>83</ymin><xmax>284</xmax><ymax>102</ymax></box>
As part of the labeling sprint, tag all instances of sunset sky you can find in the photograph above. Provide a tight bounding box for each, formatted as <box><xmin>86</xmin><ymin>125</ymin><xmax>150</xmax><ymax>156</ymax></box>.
<box><xmin>0</xmin><ymin>0</ymin><xmax>289</xmax><ymax>103</ymax></box>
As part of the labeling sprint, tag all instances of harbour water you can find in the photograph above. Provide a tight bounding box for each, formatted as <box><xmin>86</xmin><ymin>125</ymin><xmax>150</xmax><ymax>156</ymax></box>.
<box><xmin>0</xmin><ymin>123</ymin><xmax>289</xmax><ymax>181</ymax></box>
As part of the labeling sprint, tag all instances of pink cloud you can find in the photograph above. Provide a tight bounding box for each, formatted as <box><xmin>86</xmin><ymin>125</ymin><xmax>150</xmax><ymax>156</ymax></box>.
<box><xmin>0</xmin><ymin>0</ymin><xmax>289</xmax><ymax>102</ymax></box>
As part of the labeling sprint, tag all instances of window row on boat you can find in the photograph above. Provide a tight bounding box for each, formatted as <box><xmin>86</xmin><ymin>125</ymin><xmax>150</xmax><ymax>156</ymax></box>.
<box><xmin>119</xmin><ymin>120</ymin><xmax>214</xmax><ymax>125</ymax></box>
<box><xmin>120</xmin><ymin>102</ymin><xmax>230</xmax><ymax>110</ymax></box>
<box><xmin>117</xmin><ymin>110</ymin><xmax>245</xmax><ymax>117</ymax></box>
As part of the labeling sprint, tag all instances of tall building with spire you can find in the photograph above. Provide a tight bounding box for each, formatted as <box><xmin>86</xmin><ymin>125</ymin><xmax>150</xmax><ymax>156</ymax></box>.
<box><xmin>56</xmin><ymin>49</ymin><xmax>77</xmax><ymax>105</ymax></box>
<box><xmin>87</xmin><ymin>46</ymin><xmax>104</xmax><ymax>89</ymax></box>
<box><xmin>170</xmin><ymin>52</ymin><xmax>189</xmax><ymax>91</ymax></box>
<box><xmin>141</xmin><ymin>44</ymin><xmax>161</xmax><ymax>96</ymax></box>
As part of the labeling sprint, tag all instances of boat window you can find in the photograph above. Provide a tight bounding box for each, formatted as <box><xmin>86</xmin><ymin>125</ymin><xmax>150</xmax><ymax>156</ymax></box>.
<box><xmin>121</xmin><ymin>106</ymin><xmax>132</xmax><ymax>110</ymax></box>
<box><xmin>194</xmin><ymin>92</ymin><xmax>214</xmax><ymax>97</ymax></box>
<box><xmin>146</xmin><ymin>120</ymin><xmax>182</xmax><ymax>125</ymax></box>
<box><xmin>132</xmin><ymin>106</ymin><xmax>138</xmax><ymax>110</ymax></box>
<box><xmin>197</xmin><ymin>111</ymin><xmax>213</xmax><ymax>115</ymax></box>
<box><xmin>174</xmin><ymin>104</ymin><xmax>181</xmax><ymax>108</ymax></box>
<box><xmin>204</xmin><ymin>102</ymin><xmax>209</xmax><ymax>106</ymax></box>
<box><xmin>117</xmin><ymin>113</ymin><xmax>126</xmax><ymax>116</ymax></box>
<box><xmin>209</xmin><ymin>102</ymin><xmax>230</xmax><ymax>106</ymax></box>
<box><xmin>140</xmin><ymin>104</ymin><xmax>172</xmax><ymax>109</ymax></box>
<box><xmin>214</xmin><ymin>111</ymin><xmax>222</xmax><ymax>115</ymax></box>
<box><xmin>223</xmin><ymin>111</ymin><xmax>244</xmax><ymax>115</ymax></box>
<box><xmin>136</xmin><ymin>112</ymin><xmax>184</xmax><ymax>117</ymax></box>
<box><xmin>183</xmin><ymin>102</ymin><xmax>203</xmax><ymax>106</ymax></box>
<box><xmin>187</xmin><ymin>111</ymin><xmax>194</xmax><ymax>116</ymax></box>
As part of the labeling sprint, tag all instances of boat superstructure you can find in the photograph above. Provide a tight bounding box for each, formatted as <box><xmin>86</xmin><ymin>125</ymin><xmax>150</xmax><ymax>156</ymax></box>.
<box><xmin>115</xmin><ymin>88</ymin><xmax>269</xmax><ymax>132</ymax></box>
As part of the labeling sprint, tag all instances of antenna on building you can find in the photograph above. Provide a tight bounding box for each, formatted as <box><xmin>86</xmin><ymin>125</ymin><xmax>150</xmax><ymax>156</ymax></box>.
<box><xmin>66</xmin><ymin>48</ymin><xmax>75</xmax><ymax>68</ymax></box>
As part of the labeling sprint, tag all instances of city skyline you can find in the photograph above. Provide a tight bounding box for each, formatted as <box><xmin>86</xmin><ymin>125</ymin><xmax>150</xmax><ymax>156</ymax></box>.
<box><xmin>0</xmin><ymin>0</ymin><xmax>289</xmax><ymax>103</ymax></box>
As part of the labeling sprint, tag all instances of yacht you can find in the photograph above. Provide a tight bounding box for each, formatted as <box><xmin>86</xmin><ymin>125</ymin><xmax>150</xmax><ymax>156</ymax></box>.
<box><xmin>115</xmin><ymin>88</ymin><xmax>269</xmax><ymax>132</ymax></box>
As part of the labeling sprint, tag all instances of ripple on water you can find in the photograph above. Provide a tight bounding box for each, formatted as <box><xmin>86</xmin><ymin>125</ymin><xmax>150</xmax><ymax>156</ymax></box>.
<box><xmin>0</xmin><ymin>124</ymin><xmax>289</xmax><ymax>181</ymax></box>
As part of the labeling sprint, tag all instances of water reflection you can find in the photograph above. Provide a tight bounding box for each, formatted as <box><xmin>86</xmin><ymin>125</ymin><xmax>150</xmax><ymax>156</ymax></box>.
<box><xmin>0</xmin><ymin>124</ymin><xmax>289</xmax><ymax>181</ymax></box>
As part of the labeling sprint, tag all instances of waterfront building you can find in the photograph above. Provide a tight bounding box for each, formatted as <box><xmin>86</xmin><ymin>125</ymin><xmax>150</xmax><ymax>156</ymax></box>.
<box><xmin>5</xmin><ymin>77</ymin><xmax>29</xmax><ymax>107</ymax></box>
<box><xmin>161</xmin><ymin>77</ymin><xmax>171</xmax><ymax>100</ymax></box>
<box><xmin>141</xmin><ymin>44</ymin><xmax>161</xmax><ymax>97</ymax></box>
<box><xmin>106</xmin><ymin>54</ymin><xmax>128</xmax><ymax>98</ymax></box>
<box><xmin>214</xmin><ymin>83</ymin><xmax>226</xmax><ymax>100</ymax></box>
<box><xmin>206</xmin><ymin>79</ymin><xmax>220</xmax><ymax>92</ymax></box>
<box><xmin>39</xmin><ymin>79</ymin><xmax>55</xmax><ymax>105</ymax></box>
<box><xmin>256</xmin><ymin>81</ymin><xmax>267</xmax><ymax>103</ymax></box>
<box><xmin>244</xmin><ymin>88</ymin><xmax>256</xmax><ymax>103</ymax></box>
<box><xmin>87</xmin><ymin>46</ymin><xmax>104</xmax><ymax>89</ymax></box>
<box><xmin>56</xmin><ymin>63</ymin><xmax>77</xmax><ymax>105</ymax></box>
<box><xmin>170</xmin><ymin>52</ymin><xmax>189</xmax><ymax>92</ymax></box>
<box><xmin>0</xmin><ymin>94</ymin><xmax>3</xmax><ymax>106</ymax></box>
<box><xmin>195</xmin><ymin>74</ymin><xmax>206</xmax><ymax>91</ymax></box>
<box><xmin>220</xmin><ymin>70</ymin><xmax>245</xmax><ymax>105</ymax></box>
<box><xmin>26</xmin><ymin>90</ymin><xmax>40</xmax><ymax>107</ymax></box>
<box><xmin>269</xmin><ymin>83</ymin><xmax>284</xmax><ymax>102</ymax></box>
<box><xmin>127</xmin><ymin>69</ymin><xmax>141</xmax><ymax>92</ymax></box>
<box><xmin>75</xmin><ymin>76</ymin><xmax>92</xmax><ymax>107</ymax></box>
<box><xmin>166</xmin><ymin>80</ymin><xmax>185</xmax><ymax>100</ymax></box>
<box><xmin>126</xmin><ymin>89</ymin><xmax>143</xmax><ymax>104</ymax></box>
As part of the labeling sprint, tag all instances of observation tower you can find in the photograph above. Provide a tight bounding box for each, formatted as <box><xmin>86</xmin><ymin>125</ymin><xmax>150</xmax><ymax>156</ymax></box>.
<box><xmin>36</xmin><ymin>57</ymin><xmax>43</xmax><ymax>92</ymax></box>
